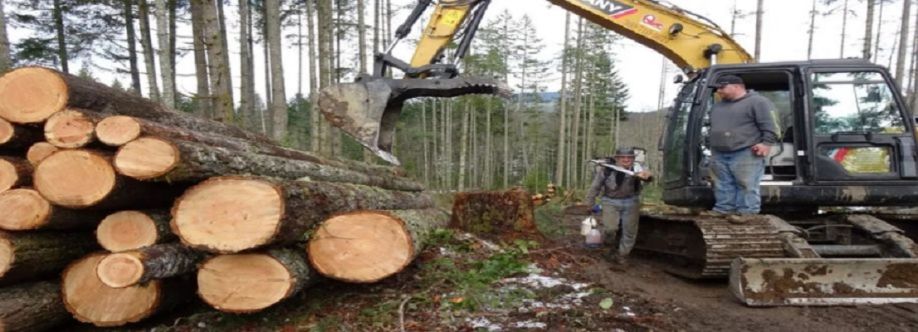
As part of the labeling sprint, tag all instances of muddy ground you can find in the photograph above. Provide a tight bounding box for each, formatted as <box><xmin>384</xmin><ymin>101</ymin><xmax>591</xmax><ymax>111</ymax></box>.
<box><xmin>84</xmin><ymin>203</ymin><xmax>918</xmax><ymax>332</ymax></box>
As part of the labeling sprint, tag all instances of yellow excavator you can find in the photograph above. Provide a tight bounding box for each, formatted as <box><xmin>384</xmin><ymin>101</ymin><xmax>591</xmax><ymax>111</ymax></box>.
<box><xmin>319</xmin><ymin>0</ymin><xmax>918</xmax><ymax>306</ymax></box>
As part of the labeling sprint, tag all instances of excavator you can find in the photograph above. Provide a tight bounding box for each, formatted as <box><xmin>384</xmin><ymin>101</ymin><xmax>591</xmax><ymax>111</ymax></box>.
<box><xmin>318</xmin><ymin>0</ymin><xmax>918</xmax><ymax>306</ymax></box>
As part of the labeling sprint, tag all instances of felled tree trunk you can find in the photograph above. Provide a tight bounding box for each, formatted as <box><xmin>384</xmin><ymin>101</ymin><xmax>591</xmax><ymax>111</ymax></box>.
<box><xmin>113</xmin><ymin>136</ymin><xmax>422</xmax><ymax>191</ymax></box>
<box><xmin>308</xmin><ymin>209</ymin><xmax>448</xmax><ymax>283</ymax></box>
<box><xmin>171</xmin><ymin>176</ymin><xmax>433</xmax><ymax>253</ymax></box>
<box><xmin>0</xmin><ymin>231</ymin><xmax>98</xmax><ymax>285</ymax></box>
<box><xmin>33</xmin><ymin>149</ymin><xmax>181</xmax><ymax>209</ymax></box>
<box><xmin>61</xmin><ymin>253</ymin><xmax>190</xmax><ymax>327</ymax></box>
<box><xmin>197</xmin><ymin>249</ymin><xmax>316</xmax><ymax>313</ymax></box>
<box><xmin>96</xmin><ymin>243</ymin><xmax>204</xmax><ymax>288</ymax></box>
<box><xmin>0</xmin><ymin>281</ymin><xmax>70</xmax><ymax>332</ymax></box>
<box><xmin>0</xmin><ymin>189</ymin><xmax>109</xmax><ymax>230</ymax></box>
<box><xmin>0</xmin><ymin>156</ymin><xmax>31</xmax><ymax>193</ymax></box>
<box><xmin>0</xmin><ymin>119</ymin><xmax>42</xmax><ymax>151</ymax></box>
<box><xmin>450</xmin><ymin>188</ymin><xmax>540</xmax><ymax>240</ymax></box>
<box><xmin>25</xmin><ymin>142</ymin><xmax>58</xmax><ymax>166</ymax></box>
<box><xmin>96</xmin><ymin>210</ymin><xmax>175</xmax><ymax>252</ymax></box>
<box><xmin>43</xmin><ymin>108</ymin><xmax>99</xmax><ymax>148</ymax></box>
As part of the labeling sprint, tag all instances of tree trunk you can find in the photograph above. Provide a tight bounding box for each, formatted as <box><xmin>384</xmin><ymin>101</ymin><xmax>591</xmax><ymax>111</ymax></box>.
<box><xmin>0</xmin><ymin>157</ymin><xmax>30</xmax><ymax>193</ymax></box>
<box><xmin>189</xmin><ymin>0</ymin><xmax>211</xmax><ymax>117</ymax></box>
<box><xmin>0</xmin><ymin>118</ymin><xmax>43</xmax><ymax>151</ymax></box>
<box><xmin>0</xmin><ymin>0</ymin><xmax>11</xmax><ymax>73</ymax></box>
<box><xmin>62</xmin><ymin>253</ymin><xmax>191</xmax><ymax>327</ymax></box>
<box><xmin>113</xmin><ymin>136</ymin><xmax>423</xmax><ymax>191</ymax></box>
<box><xmin>754</xmin><ymin>0</ymin><xmax>764</xmax><ymax>61</ymax></box>
<box><xmin>124</xmin><ymin>0</ymin><xmax>142</xmax><ymax>94</ymax></box>
<box><xmin>896</xmin><ymin>0</ymin><xmax>911</xmax><ymax>86</ymax></box>
<box><xmin>200</xmin><ymin>0</ymin><xmax>234</xmax><ymax>123</ymax></box>
<box><xmin>555</xmin><ymin>13</ymin><xmax>570</xmax><ymax>188</ymax></box>
<box><xmin>97</xmin><ymin>243</ymin><xmax>204</xmax><ymax>288</ymax></box>
<box><xmin>450</xmin><ymin>188</ymin><xmax>539</xmax><ymax>240</ymax></box>
<box><xmin>839</xmin><ymin>0</ymin><xmax>849</xmax><ymax>57</ymax></box>
<box><xmin>138</xmin><ymin>0</ymin><xmax>160</xmax><ymax>101</ymax></box>
<box><xmin>171</xmin><ymin>176</ymin><xmax>433</xmax><ymax>253</ymax></box>
<box><xmin>357</xmin><ymin>0</ymin><xmax>367</xmax><ymax>73</ymax></box>
<box><xmin>307</xmin><ymin>0</ymin><xmax>320</xmax><ymax>152</ymax></box>
<box><xmin>33</xmin><ymin>149</ymin><xmax>181</xmax><ymax>209</ymax></box>
<box><xmin>266</xmin><ymin>0</ymin><xmax>287</xmax><ymax>141</ymax></box>
<box><xmin>43</xmin><ymin>109</ymin><xmax>98</xmax><ymax>148</ymax></box>
<box><xmin>0</xmin><ymin>231</ymin><xmax>98</xmax><ymax>285</ymax></box>
<box><xmin>96</xmin><ymin>210</ymin><xmax>175</xmax><ymax>252</ymax></box>
<box><xmin>0</xmin><ymin>281</ymin><xmax>69</xmax><ymax>332</ymax></box>
<box><xmin>238</xmin><ymin>0</ymin><xmax>254</xmax><ymax>130</ymax></box>
<box><xmin>569</xmin><ymin>18</ymin><xmax>584</xmax><ymax>187</ymax></box>
<box><xmin>317</xmin><ymin>0</ymin><xmax>332</xmax><ymax>155</ymax></box>
<box><xmin>807</xmin><ymin>0</ymin><xmax>817</xmax><ymax>59</ymax></box>
<box><xmin>874</xmin><ymin>0</ymin><xmax>885</xmax><ymax>63</ymax></box>
<box><xmin>307</xmin><ymin>208</ymin><xmax>448</xmax><ymax>283</ymax></box>
<box><xmin>25</xmin><ymin>142</ymin><xmax>58</xmax><ymax>166</ymax></box>
<box><xmin>485</xmin><ymin>97</ymin><xmax>492</xmax><ymax>188</ymax></box>
<box><xmin>197</xmin><ymin>249</ymin><xmax>316</xmax><ymax>313</ymax></box>
<box><xmin>52</xmin><ymin>0</ymin><xmax>68</xmax><ymax>73</ymax></box>
<box><xmin>155</xmin><ymin>0</ymin><xmax>175</xmax><ymax>108</ymax></box>
<box><xmin>863</xmin><ymin>0</ymin><xmax>875</xmax><ymax>60</ymax></box>
<box><xmin>458</xmin><ymin>101</ymin><xmax>469</xmax><ymax>191</ymax></box>
<box><xmin>0</xmin><ymin>189</ymin><xmax>109</xmax><ymax>230</ymax></box>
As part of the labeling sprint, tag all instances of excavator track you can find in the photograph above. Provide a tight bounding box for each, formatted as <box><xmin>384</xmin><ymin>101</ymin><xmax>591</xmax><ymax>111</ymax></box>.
<box><xmin>635</xmin><ymin>214</ymin><xmax>786</xmax><ymax>279</ymax></box>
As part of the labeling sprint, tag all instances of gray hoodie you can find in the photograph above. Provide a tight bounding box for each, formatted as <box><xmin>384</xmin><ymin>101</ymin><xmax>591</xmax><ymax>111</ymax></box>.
<box><xmin>709</xmin><ymin>91</ymin><xmax>779</xmax><ymax>152</ymax></box>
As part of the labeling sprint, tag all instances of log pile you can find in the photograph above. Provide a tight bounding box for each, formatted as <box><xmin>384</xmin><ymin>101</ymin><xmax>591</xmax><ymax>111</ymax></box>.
<box><xmin>0</xmin><ymin>66</ymin><xmax>449</xmax><ymax>331</ymax></box>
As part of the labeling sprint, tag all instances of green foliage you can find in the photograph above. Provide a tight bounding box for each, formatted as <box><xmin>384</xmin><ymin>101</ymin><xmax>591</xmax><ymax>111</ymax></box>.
<box><xmin>533</xmin><ymin>201</ymin><xmax>569</xmax><ymax>238</ymax></box>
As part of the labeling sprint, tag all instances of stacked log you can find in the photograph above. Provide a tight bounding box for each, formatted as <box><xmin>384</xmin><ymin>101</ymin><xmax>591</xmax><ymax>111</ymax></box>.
<box><xmin>0</xmin><ymin>66</ymin><xmax>450</xmax><ymax>329</ymax></box>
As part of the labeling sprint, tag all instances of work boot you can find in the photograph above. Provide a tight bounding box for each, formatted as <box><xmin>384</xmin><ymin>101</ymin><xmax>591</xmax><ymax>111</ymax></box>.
<box><xmin>727</xmin><ymin>214</ymin><xmax>765</xmax><ymax>224</ymax></box>
<box><xmin>698</xmin><ymin>210</ymin><xmax>729</xmax><ymax>218</ymax></box>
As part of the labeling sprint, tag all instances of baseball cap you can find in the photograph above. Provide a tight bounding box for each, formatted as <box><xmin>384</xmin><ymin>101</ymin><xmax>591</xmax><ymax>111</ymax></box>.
<box><xmin>712</xmin><ymin>74</ymin><xmax>744</xmax><ymax>88</ymax></box>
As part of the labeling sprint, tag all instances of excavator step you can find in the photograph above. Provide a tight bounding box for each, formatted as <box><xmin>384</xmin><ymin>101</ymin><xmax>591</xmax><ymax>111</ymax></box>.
<box><xmin>730</xmin><ymin>258</ymin><xmax>918</xmax><ymax>306</ymax></box>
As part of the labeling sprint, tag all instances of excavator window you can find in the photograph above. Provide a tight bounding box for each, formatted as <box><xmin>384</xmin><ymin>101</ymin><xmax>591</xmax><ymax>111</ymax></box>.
<box><xmin>662</xmin><ymin>79</ymin><xmax>698</xmax><ymax>187</ymax></box>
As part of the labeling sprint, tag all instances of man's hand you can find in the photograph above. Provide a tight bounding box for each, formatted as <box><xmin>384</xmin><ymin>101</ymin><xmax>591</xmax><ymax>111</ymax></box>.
<box><xmin>751</xmin><ymin>143</ymin><xmax>770</xmax><ymax>157</ymax></box>
<box><xmin>636</xmin><ymin>170</ymin><xmax>653</xmax><ymax>180</ymax></box>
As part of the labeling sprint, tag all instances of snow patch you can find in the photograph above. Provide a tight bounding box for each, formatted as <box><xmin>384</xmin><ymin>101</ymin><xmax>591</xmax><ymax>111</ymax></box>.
<box><xmin>467</xmin><ymin>317</ymin><xmax>502</xmax><ymax>331</ymax></box>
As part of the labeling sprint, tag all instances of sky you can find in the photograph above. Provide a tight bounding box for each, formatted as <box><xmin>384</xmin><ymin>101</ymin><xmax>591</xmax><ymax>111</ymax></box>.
<box><xmin>12</xmin><ymin>0</ymin><xmax>903</xmax><ymax>114</ymax></box>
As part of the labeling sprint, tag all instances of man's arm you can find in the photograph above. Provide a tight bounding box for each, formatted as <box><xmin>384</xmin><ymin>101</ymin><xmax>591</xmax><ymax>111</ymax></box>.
<box><xmin>583</xmin><ymin>167</ymin><xmax>604</xmax><ymax>205</ymax></box>
<box><xmin>752</xmin><ymin>97</ymin><xmax>779</xmax><ymax>145</ymax></box>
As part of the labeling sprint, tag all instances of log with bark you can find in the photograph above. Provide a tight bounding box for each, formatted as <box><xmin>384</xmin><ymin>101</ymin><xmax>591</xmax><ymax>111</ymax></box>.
<box><xmin>171</xmin><ymin>176</ymin><xmax>433</xmax><ymax>253</ymax></box>
<box><xmin>196</xmin><ymin>249</ymin><xmax>316</xmax><ymax>313</ymax></box>
<box><xmin>25</xmin><ymin>142</ymin><xmax>58</xmax><ymax>166</ymax></box>
<box><xmin>43</xmin><ymin>108</ymin><xmax>98</xmax><ymax>148</ymax></box>
<box><xmin>33</xmin><ymin>149</ymin><xmax>182</xmax><ymax>209</ymax></box>
<box><xmin>96</xmin><ymin>210</ymin><xmax>174</xmax><ymax>252</ymax></box>
<box><xmin>0</xmin><ymin>118</ymin><xmax>42</xmax><ymax>151</ymax></box>
<box><xmin>0</xmin><ymin>281</ymin><xmax>70</xmax><ymax>332</ymax></box>
<box><xmin>0</xmin><ymin>189</ymin><xmax>109</xmax><ymax>230</ymax></box>
<box><xmin>96</xmin><ymin>243</ymin><xmax>204</xmax><ymax>288</ymax></box>
<box><xmin>0</xmin><ymin>231</ymin><xmax>98</xmax><ymax>285</ymax></box>
<box><xmin>113</xmin><ymin>136</ymin><xmax>423</xmax><ymax>191</ymax></box>
<box><xmin>450</xmin><ymin>188</ymin><xmax>540</xmax><ymax>240</ymax></box>
<box><xmin>307</xmin><ymin>209</ymin><xmax>449</xmax><ymax>283</ymax></box>
<box><xmin>0</xmin><ymin>156</ymin><xmax>31</xmax><ymax>193</ymax></box>
<box><xmin>62</xmin><ymin>253</ymin><xmax>190</xmax><ymax>327</ymax></box>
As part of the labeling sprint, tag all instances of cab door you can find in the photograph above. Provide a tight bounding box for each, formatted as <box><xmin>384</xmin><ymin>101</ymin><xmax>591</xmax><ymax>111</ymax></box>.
<box><xmin>805</xmin><ymin>70</ymin><xmax>917</xmax><ymax>182</ymax></box>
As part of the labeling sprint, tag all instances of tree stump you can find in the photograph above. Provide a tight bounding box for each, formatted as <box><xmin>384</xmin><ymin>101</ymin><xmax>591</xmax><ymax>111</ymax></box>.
<box><xmin>450</xmin><ymin>188</ymin><xmax>540</xmax><ymax>240</ymax></box>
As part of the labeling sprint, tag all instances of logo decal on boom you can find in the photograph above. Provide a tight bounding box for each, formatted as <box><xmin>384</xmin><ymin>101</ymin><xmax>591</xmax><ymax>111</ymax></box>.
<box><xmin>584</xmin><ymin>0</ymin><xmax>637</xmax><ymax>19</ymax></box>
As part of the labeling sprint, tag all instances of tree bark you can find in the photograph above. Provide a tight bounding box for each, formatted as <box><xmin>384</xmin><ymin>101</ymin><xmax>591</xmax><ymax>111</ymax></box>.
<box><xmin>138</xmin><ymin>0</ymin><xmax>160</xmax><ymax>102</ymax></box>
<box><xmin>807</xmin><ymin>0</ymin><xmax>816</xmax><ymax>59</ymax></box>
<box><xmin>34</xmin><ymin>149</ymin><xmax>182</xmax><ymax>209</ymax></box>
<box><xmin>451</xmin><ymin>188</ymin><xmax>539</xmax><ymax>240</ymax></box>
<box><xmin>52</xmin><ymin>0</ymin><xmax>68</xmax><ymax>73</ymax></box>
<box><xmin>266</xmin><ymin>0</ymin><xmax>287</xmax><ymax>141</ymax></box>
<box><xmin>0</xmin><ymin>281</ymin><xmax>69</xmax><ymax>332</ymax></box>
<box><xmin>171</xmin><ymin>176</ymin><xmax>433</xmax><ymax>253</ymax></box>
<box><xmin>96</xmin><ymin>210</ymin><xmax>175</xmax><ymax>252</ymax></box>
<box><xmin>308</xmin><ymin>208</ymin><xmax>448</xmax><ymax>283</ymax></box>
<box><xmin>0</xmin><ymin>189</ymin><xmax>109</xmax><ymax>230</ymax></box>
<box><xmin>874</xmin><ymin>0</ymin><xmax>885</xmax><ymax>63</ymax></box>
<box><xmin>0</xmin><ymin>0</ymin><xmax>11</xmax><ymax>73</ymax></box>
<box><xmin>307</xmin><ymin>0</ymin><xmax>320</xmax><ymax>152</ymax></box>
<box><xmin>97</xmin><ymin>243</ymin><xmax>204</xmax><ymax>288</ymax></box>
<box><xmin>189</xmin><ymin>0</ymin><xmax>211</xmax><ymax>117</ymax></box>
<box><xmin>839</xmin><ymin>0</ymin><xmax>849</xmax><ymax>58</ymax></box>
<box><xmin>357</xmin><ymin>0</ymin><xmax>367</xmax><ymax>73</ymax></box>
<box><xmin>0</xmin><ymin>156</ymin><xmax>30</xmax><ymax>193</ymax></box>
<box><xmin>155</xmin><ymin>0</ymin><xmax>175</xmax><ymax>108</ymax></box>
<box><xmin>123</xmin><ymin>0</ymin><xmax>142</xmax><ymax>94</ymax></box>
<box><xmin>199</xmin><ymin>0</ymin><xmax>233</xmax><ymax>123</ymax></box>
<box><xmin>0</xmin><ymin>119</ymin><xmax>42</xmax><ymax>151</ymax></box>
<box><xmin>43</xmin><ymin>108</ymin><xmax>99</xmax><ymax>148</ymax></box>
<box><xmin>458</xmin><ymin>101</ymin><xmax>469</xmax><ymax>191</ymax></box>
<box><xmin>0</xmin><ymin>231</ymin><xmax>98</xmax><ymax>285</ymax></box>
<box><xmin>569</xmin><ymin>18</ymin><xmax>584</xmax><ymax>187</ymax></box>
<box><xmin>317</xmin><ymin>0</ymin><xmax>332</xmax><ymax>155</ymax></box>
<box><xmin>62</xmin><ymin>253</ymin><xmax>191</xmax><ymax>327</ymax></box>
<box><xmin>896</xmin><ymin>0</ymin><xmax>911</xmax><ymax>85</ymax></box>
<box><xmin>555</xmin><ymin>13</ymin><xmax>570</xmax><ymax>187</ymax></box>
<box><xmin>239</xmin><ymin>0</ymin><xmax>256</xmax><ymax>131</ymax></box>
<box><xmin>197</xmin><ymin>249</ymin><xmax>316</xmax><ymax>313</ymax></box>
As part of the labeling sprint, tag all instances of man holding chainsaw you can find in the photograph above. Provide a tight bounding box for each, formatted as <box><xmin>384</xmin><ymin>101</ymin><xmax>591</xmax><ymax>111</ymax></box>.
<box><xmin>583</xmin><ymin>147</ymin><xmax>653</xmax><ymax>265</ymax></box>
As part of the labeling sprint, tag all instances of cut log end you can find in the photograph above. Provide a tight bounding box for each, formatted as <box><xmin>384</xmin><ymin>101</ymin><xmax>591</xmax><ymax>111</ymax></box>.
<box><xmin>172</xmin><ymin>178</ymin><xmax>283</xmax><ymax>253</ymax></box>
<box><xmin>96</xmin><ymin>253</ymin><xmax>143</xmax><ymax>288</ymax></box>
<box><xmin>0</xmin><ymin>189</ymin><xmax>51</xmax><ymax>230</ymax></box>
<box><xmin>34</xmin><ymin>149</ymin><xmax>115</xmax><ymax>208</ymax></box>
<box><xmin>26</xmin><ymin>142</ymin><xmax>59</xmax><ymax>166</ymax></box>
<box><xmin>197</xmin><ymin>254</ymin><xmax>296</xmax><ymax>313</ymax></box>
<box><xmin>308</xmin><ymin>212</ymin><xmax>412</xmax><ymax>283</ymax></box>
<box><xmin>96</xmin><ymin>211</ymin><xmax>160</xmax><ymax>252</ymax></box>
<box><xmin>96</xmin><ymin>116</ymin><xmax>141</xmax><ymax>146</ymax></box>
<box><xmin>0</xmin><ymin>158</ymin><xmax>21</xmax><ymax>192</ymax></box>
<box><xmin>44</xmin><ymin>109</ymin><xmax>95</xmax><ymax>148</ymax></box>
<box><xmin>113</xmin><ymin>137</ymin><xmax>179</xmax><ymax>180</ymax></box>
<box><xmin>0</xmin><ymin>67</ymin><xmax>68</xmax><ymax>124</ymax></box>
<box><xmin>0</xmin><ymin>118</ymin><xmax>12</xmax><ymax>144</ymax></box>
<box><xmin>62</xmin><ymin>254</ymin><xmax>161</xmax><ymax>327</ymax></box>
<box><xmin>0</xmin><ymin>236</ymin><xmax>11</xmax><ymax>278</ymax></box>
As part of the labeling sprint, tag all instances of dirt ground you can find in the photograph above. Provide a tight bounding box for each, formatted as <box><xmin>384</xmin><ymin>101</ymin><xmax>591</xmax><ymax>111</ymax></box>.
<box><xmin>82</xmin><ymin>205</ymin><xmax>918</xmax><ymax>332</ymax></box>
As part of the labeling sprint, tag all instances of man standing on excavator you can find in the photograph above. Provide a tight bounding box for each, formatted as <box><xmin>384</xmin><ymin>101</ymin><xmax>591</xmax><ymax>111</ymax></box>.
<box><xmin>583</xmin><ymin>147</ymin><xmax>654</xmax><ymax>265</ymax></box>
<box><xmin>708</xmin><ymin>75</ymin><xmax>779</xmax><ymax>217</ymax></box>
